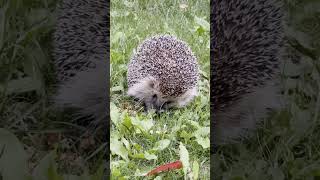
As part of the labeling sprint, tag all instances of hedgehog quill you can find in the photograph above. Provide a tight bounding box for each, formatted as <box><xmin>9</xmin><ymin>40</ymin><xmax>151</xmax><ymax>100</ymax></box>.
<box><xmin>127</xmin><ymin>35</ymin><xmax>199</xmax><ymax>112</ymax></box>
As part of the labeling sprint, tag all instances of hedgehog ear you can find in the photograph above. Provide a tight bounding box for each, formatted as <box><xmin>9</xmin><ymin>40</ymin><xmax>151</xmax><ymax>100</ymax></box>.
<box><xmin>127</xmin><ymin>84</ymin><xmax>143</xmax><ymax>98</ymax></box>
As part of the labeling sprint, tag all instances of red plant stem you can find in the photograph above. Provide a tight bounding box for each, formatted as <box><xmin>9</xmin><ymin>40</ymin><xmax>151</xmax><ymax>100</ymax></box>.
<box><xmin>146</xmin><ymin>160</ymin><xmax>183</xmax><ymax>176</ymax></box>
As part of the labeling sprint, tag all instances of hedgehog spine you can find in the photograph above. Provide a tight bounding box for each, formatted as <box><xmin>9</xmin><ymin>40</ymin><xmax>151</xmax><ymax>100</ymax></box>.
<box><xmin>127</xmin><ymin>35</ymin><xmax>199</xmax><ymax>112</ymax></box>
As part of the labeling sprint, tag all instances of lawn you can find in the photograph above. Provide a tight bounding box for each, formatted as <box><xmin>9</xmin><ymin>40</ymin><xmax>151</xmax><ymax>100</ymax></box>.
<box><xmin>213</xmin><ymin>0</ymin><xmax>320</xmax><ymax>179</ymax></box>
<box><xmin>110</xmin><ymin>0</ymin><xmax>210</xmax><ymax>179</ymax></box>
<box><xmin>2</xmin><ymin>0</ymin><xmax>317</xmax><ymax>179</ymax></box>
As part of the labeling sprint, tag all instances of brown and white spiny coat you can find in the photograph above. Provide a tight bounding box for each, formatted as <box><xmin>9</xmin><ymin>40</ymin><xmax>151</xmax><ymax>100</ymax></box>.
<box><xmin>127</xmin><ymin>35</ymin><xmax>199</xmax><ymax>111</ymax></box>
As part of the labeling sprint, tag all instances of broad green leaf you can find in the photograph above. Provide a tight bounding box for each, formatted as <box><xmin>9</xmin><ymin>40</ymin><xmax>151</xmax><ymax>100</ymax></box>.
<box><xmin>91</xmin><ymin>162</ymin><xmax>105</xmax><ymax>180</ymax></box>
<box><xmin>194</xmin><ymin>16</ymin><xmax>210</xmax><ymax>31</ymax></box>
<box><xmin>179</xmin><ymin>142</ymin><xmax>190</xmax><ymax>177</ymax></box>
<box><xmin>3</xmin><ymin>77</ymin><xmax>40</xmax><ymax>94</ymax></box>
<box><xmin>133</xmin><ymin>143</ymin><xmax>142</xmax><ymax>151</ymax></box>
<box><xmin>196</xmin><ymin>26</ymin><xmax>206</xmax><ymax>36</ymax></box>
<box><xmin>134</xmin><ymin>168</ymin><xmax>151</xmax><ymax>177</ymax></box>
<box><xmin>287</xmin><ymin>27</ymin><xmax>313</xmax><ymax>49</ymax></box>
<box><xmin>111</xmin><ymin>160</ymin><xmax>126</xmax><ymax>168</ymax></box>
<box><xmin>193</xmin><ymin>127</ymin><xmax>210</xmax><ymax>149</ymax></box>
<box><xmin>180</xmin><ymin>130</ymin><xmax>193</xmax><ymax>143</ymax></box>
<box><xmin>311</xmin><ymin>168</ymin><xmax>320</xmax><ymax>176</ymax></box>
<box><xmin>123</xmin><ymin>0</ymin><xmax>135</xmax><ymax>8</ymax></box>
<box><xmin>268</xmin><ymin>167</ymin><xmax>285</xmax><ymax>180</ymax></box>
<box><xmin>131</xmin><ymin>117</ymin><xmax>154</xmax><ymax>132</ymax></box>
<box><xmin>283</xmin><ymin>58</ymin><xmax>304</xmax><ymax>77</ymax></box>
<box><xmin>111</xmin><ymin>103</ymin><xmax>120</xmax><ymax>125</ymax></box>
<box><xmin>194</xmin><ymin>127</ymin><xmax>210</xmax><ymax>149</ymax></box>
<box><xmin>32</xmin><ymin>151</ymin><xmax>62</xmax><ymax>180</ymax></box>
<box><xmin>187</xmin><ymin>120</ymin><xmax>201</xmax><ymax>128</ymax></box>
<box><xmin>200</xmin><ymin>95</ymin><xmax>209</xmax><ymax>107</ymax></box>
<box><xmin>144</xmin><ymin>152</ymin><xmax>157</xmax><ymax>160</ymax></box>
<box><xmin>47</xmin><ymin>164</ymin><xmax>64</xmax><ymax>180</ymax></box>
<box><xmin>111</xmin><ymin>167</ymin><xmax>121</xmax><ymax>177</ymax></box>
<box><xmin>0</xmin><ymin>128</ymin><xmax>28</xmax><ymax>180</ymax></box>
<box><xmin>110</xmin><ymin>50</ymin><xmax>125</xmax><ymax>64</ymax></box>
<box><xmin>26</xmin><ymin>8</ymin><xmax>49</xmax><ymax>27</ymax></box>
<box><xmin>154</xmin><ymin>176</ymin><xmax>163</xmax><ymax>180</ymax></box>
<box><xmin>192</xmin><ymin>161</ymin><xmax>200</xmax><ymax>180</ymax></box>
<box><xmin>111</xmin><ymin>85</ymin><xmax>124</xmax><ymax>92</ymax></box>
<box><xmin>122</xmin><ymin>113</ymin><xmax>133</xmax><ymax>129</ymax></box>
<box><xmin>199</xmin><ymin>70</ymin><xmax>208</xmax><ymax>79</ymax></box>
<box><xmin>195</xmin><ymin>137</ymin><xmax>210</xmax><ymax>149</ymax></box>
<box><xmin>130</xmin><ymin>153</ymin><xmax>145</xmax><ymax>159</ymax></box>
<box><xmin>152</xmin><ymin>139</ymin><xmax>170</xmax><ymax>151</ymax></box>
<box><xmin>110</xmin><ymin>138</ymin><xmax>129</xmax><ymax>161</ymax></box>
<box><xmin>110</xmin><ymin>11</ymin><xmax>130</xmax><ymax>18</ymax></box>
<box><xmin>121</xmin><ymin>137</ymin><xmax>130</xmax><ymax>151</ymax></box>
<box><xmin>194</xmin><ymin>127</ymin><xmax>210</xmax><ymax>136</ymax></box>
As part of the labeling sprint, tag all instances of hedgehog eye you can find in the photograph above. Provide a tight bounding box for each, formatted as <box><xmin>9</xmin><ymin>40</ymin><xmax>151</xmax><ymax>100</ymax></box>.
<box><xmin>165</xmin><ymin>101</ymin><xmax>172</xmax><ymax>105</ymax></box>
<box><xmin>149</xmin><ymin>81</ymin><xmax>155</xmax><ymax>88</ymax></box>
<box><xmin>152</xmin><ymin>94</ymin><xmax>157</xmax><ymax>100</ymax></box>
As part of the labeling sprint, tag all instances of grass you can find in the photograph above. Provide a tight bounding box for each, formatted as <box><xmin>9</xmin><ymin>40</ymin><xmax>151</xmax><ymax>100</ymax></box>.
<box><xmin>110</xmin><ymin>0</ymin><xmax>210</xmax><ymax>179</ymax></box>
<box><xmin>213</xmin><ymin>0</ymin><xmax>320</xmax><ymax>179</ymax></box>
<box><xmin>1</xmin><ymin>0</ymin><xmax>318</xmax><ymax>179</ymax></box>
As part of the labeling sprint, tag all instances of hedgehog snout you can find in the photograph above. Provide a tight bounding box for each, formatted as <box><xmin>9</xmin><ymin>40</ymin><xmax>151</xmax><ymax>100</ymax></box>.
<box><xmin>143</xmin><ymin>93</ymin><xmax>167</xmax><ymax>113</ymax></box>
<box><xmin>128</xmin><ymin>76</ymin><xmax>167</xmax><ymax>112</ymax></box>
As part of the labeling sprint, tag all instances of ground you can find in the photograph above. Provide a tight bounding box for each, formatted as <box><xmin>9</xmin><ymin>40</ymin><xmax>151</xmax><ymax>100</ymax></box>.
<box><xmin>0</xmin><ymin>0</ymin><xmax>319</xmax><ymax>179</ymax></box>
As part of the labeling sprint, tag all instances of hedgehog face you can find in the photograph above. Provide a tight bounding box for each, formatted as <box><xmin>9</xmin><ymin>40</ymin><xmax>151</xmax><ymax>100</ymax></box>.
<box><xmin>127</xmin><ymin>76</ymin><xmax>197</xmax><ymax>112</ymax></box>
<box><xmin>127</xmin><ymin>76</ymin><xmax>166</xmax><ymax>112</ymax></box>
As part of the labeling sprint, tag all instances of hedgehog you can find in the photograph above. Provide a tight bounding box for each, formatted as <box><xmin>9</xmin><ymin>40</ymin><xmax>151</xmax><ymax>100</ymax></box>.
<box><xmin>52</xmin><ymin>0</ymin><xmax>108</xmax><ymax>122</ymax></box>
<box><xmin>127</xmin><ymin>35</ymin><xmax>199</xmax><ymax>112</ymax></box>
<box><xmin>211</xmin><ymin>0</ymin><xmax>284</xmax><ymax>144</ymax></box>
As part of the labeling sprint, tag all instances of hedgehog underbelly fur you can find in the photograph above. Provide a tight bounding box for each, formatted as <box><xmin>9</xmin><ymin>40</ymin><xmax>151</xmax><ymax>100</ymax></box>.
<box><xmin>127</xmin><ymin>35</ymin><xmax>199</xmax><ymax>111</ymax></box>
